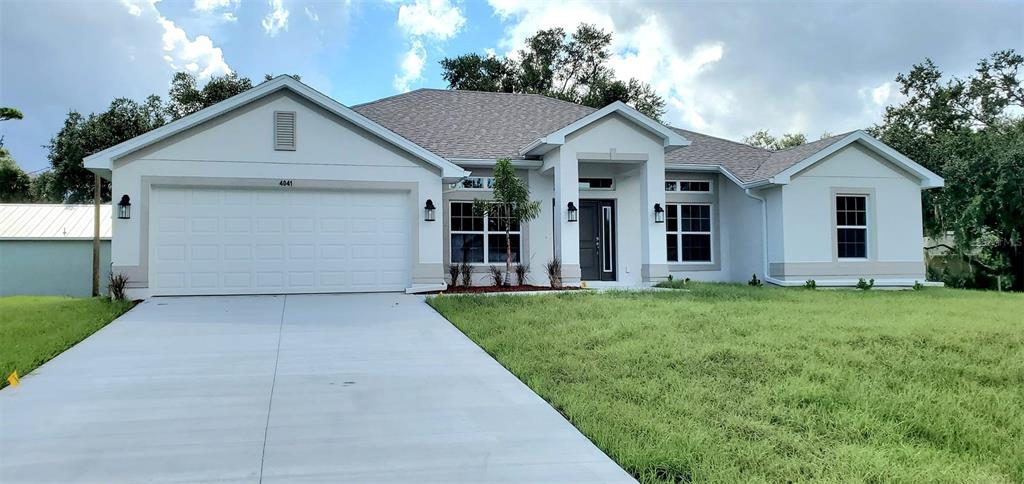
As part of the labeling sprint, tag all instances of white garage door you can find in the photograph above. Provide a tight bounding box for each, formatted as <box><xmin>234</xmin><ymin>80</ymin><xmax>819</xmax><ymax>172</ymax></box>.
<box><xmin>150</xmin><ymin>186</ymin><xmax>411</xmax><ymax>295</ymax></box>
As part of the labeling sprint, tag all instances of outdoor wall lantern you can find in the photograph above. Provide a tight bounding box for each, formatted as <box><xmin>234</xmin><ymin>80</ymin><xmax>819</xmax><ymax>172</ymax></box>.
<box><xmin>654</xmin><ymin>203</ymin><xmax>665</xmax><ymax>223</ymax></box>
<box><xmin>117</xmin><ymin>194</ymin><xmax>131</xmax><ymax>220</ymax></box>
<box><xmin>567</xmin><ymin>201</ymin><xmax>578</xmax><ymax>222</ymax></box>
<box><xmin>424</xmin><ymin>199</ymin><xmax>436</xmax><ymax>222</ymax></box>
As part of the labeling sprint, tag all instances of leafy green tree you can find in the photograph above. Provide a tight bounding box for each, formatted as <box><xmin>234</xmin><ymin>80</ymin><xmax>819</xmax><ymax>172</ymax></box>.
<box><xmin>472</xmin><ymin>158</ymin><xmax>541</xmax><ymax>285</ymax></box>
<box><xmin>0</xmin><ymin>148</ymin><xmax>32</xmax><ymax>202</ymax></box>
<box><xmin>440</xmin><ymin>54</ymin><xmax>516</xmax><ymax>92</ymax></box>
<box><xmin>743</xmin><ymin>130</ymin><xmax>808</xmax><ymax>150</ymax></box>
<box><xmin>871</xmin><ymin>49</ymin><xmax>1024</xmax><ymax>290</ymax></box>
<box><xmin>29</xmin><ymin>170</ymin><xmax>62</xmax><ymax>202</ymax></box>
<box><xmin>46</xmin><ymin>96</ymin><xmax>167</xmax><ymax>202</ymax></box>
<box><xmin>166</xmin><ymin>72</ymin><xmax>253</xmax><ymax>120</ymax></box>
<box><xmin>440</xmin><ymin>24</ymin><xmax>666</xmax><ymax>120</ymax></box>
<box><xmin>0</xmin><ymin>107</ymin><xmax>23</xmax><ymax>121</ymax></box>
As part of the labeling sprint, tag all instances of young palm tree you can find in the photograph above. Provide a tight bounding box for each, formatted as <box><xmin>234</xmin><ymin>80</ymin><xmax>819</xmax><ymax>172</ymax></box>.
<box><xmin>473</xmin><ymin>158</ymin><xmax>541</xmax><ymax>285</ymax></box>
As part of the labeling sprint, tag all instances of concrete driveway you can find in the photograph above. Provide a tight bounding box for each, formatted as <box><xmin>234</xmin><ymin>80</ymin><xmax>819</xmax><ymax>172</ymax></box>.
<box><xmin>0</xmin><ymin>294</ymin><xmax>634</xmax><ymax>483</ymax></box>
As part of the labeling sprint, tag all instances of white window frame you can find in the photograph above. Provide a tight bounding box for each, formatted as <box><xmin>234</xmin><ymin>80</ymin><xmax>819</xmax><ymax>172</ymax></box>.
<box><xmin>836</xmin><ymin>194</ymin><xmax>869</xmax><ymax>260</ymax></box>
<box><xmin>448</xmin><ymin>177</ymin><xmax>496</xmax><ymax>191</ymax></box>
<box><xmin>666</xmin><ymin>203</ymin><xmax>714</xmax><ymax>263</ymax></box>
<box><xmin>665</xmin><ymin>179</ymin><xmax>713</xmax><ymax>193</ymax></box>
<box><xmin>448</xmin><ymin>201</ymin><xmax>522</xmax><ymax>264</ymax></box>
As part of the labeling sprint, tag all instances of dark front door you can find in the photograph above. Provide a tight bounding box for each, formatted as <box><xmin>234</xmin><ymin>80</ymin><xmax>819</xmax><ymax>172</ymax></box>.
<box><xmin>579</xmin><ymin>199</ymin><xmax>616</xmax><ymax>281</ymax></box>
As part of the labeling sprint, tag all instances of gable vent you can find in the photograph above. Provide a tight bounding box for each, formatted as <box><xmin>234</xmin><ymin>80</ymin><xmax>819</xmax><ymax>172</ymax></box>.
<box><xmin>274</xmin><ymin>111</ymin><xmax>296</xmax><ymax>151</ymax></box>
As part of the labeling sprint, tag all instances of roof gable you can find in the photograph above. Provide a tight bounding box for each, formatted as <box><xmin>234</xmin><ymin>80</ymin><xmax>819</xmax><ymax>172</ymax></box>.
<box><xmin>521</xmin><ymin>101</ymin><xmax>690</xmax><ymax>156</ymax></box>
<box><xmin>768</xmin><ymin>131</ymin><xmax>943</xmax><ymax>188</ymax></box>
<box><xmin>84</xmin><ymin>76</ymin><xmax>469</xmax><ymax>179</ymax></box>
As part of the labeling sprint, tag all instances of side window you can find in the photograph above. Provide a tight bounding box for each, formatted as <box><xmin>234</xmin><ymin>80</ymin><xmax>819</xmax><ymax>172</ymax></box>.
<box><xmin>836</xmin><ymin>195</ymin><xmax>867</xmax><ymax>258</ymax></box>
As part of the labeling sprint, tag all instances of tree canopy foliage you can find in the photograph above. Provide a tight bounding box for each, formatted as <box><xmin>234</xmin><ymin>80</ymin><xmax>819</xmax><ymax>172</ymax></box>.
<box><xmin>25</xmin><ymin>72</ymin><xmax>264</xmax><ymax>203</ymax></box>
<box><xmin>870</xmin><ymin>49</ymin><xmax>1024</xmax><ymax>290</ymax></box>
<box><xmin>440</xmin><ymin>24</ymin><xmax>666</xmax><ymax>120</ymax></box>
<box><xmin>743</xmin><ymin>130</ymin><xmax>809</xmax><ymax>151</ymax></box>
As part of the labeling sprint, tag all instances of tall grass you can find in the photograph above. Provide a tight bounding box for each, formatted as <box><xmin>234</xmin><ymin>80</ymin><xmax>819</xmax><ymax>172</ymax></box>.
<box><xmin>429</xmin><ymin>285</ymin><xmax>1024</xmax><ymax>483</ymax></box>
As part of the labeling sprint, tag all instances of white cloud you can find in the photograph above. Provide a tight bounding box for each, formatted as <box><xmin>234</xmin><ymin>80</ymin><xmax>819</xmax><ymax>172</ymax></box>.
<box><xmin>193</xmin><ymin>0</ymin><xmax>240</xmax><ymax>22</ymax></box>
<box><xmin>262</xmin><ymin>0</ymin><xmax>289</xmax><ymax>36</ymax></box>
<box><xmin>119</xmin><ymin>0</ymin><xmax>231</xmax><ymax>79</ymax></box>
<box><xmin>393</xmin><ymin>39</ymin><xmax>426</xmax><ymax>92</ymax></box>
<box><xmin>397</xmin><ymin>0</ymin><xmax>465</xmax><ymax>40</ymax></box>
<box><xmin>389</xmin><ymin>0</ymin><xmax>465</xmax><ymax>92</ymax></box>
<box><xmin>121</xmin><ymin>0</ymin><xmax>143</xmax><ymax>16</ymax></box>
<box><xmin>485</xmin><ymin>2</ymin><xmax>728</xmax><ymax>130</ymax></box>
<box><xmin>304</xmin><ymin>6</ymin><xmax>319</xmax><ymax>22</ymax></box>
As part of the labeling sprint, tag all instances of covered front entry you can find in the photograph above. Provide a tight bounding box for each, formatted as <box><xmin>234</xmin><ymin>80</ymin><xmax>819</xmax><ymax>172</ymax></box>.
<box><xmin>149</xmin><ymin>186</ymin><xmax>412</xmax><ymax>295</ymax></box>
<box><xmin>578</xmin><ymin>199</ymin><xmax>616</xmax><ymax>281</ymax></box>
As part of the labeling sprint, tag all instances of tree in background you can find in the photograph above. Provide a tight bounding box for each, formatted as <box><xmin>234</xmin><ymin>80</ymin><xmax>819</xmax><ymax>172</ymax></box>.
<box><xmin>0</xmin><ymin>107</ymin><xmax>24</xmax><ymax>122</ymax></box>
<box><xmin>166</xmin><ymin>72</ymin><xmax>253</xmax><ymax>120</ymax></box>
<box><xmin>440</xmin><ymin>24</ymin><xmax>666</xmax><ymax>120</ymax></box>
<box><xmin>0</xmin><ymin>148</ymin><xmax>32</xmax><ymax>202</ymax></box>
<box><xmin>472</xmin><ymin>158</ymin><xmax>541</xmax><ymax>285</ymax></box>
<box><xmin>46</xmin><ymin>96</ymin><xmax>166</xmax><ymax>202</ymax></box>
<box><xmin>43</xmin><ymin>71</ymin><xmax>270</xmax><ymax>202</ymax></box>
<box><xmin>742</xmin><ymin>130</ymin><xmax>840</xmax><ymax>151</ymax></box>
<box><xmin>871</xmin><ymin>49</ymin><xmax>1024</xmax><ymax>290</ymax></box>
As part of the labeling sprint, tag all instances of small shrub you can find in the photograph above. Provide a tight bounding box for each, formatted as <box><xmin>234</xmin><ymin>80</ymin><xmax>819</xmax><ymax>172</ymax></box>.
<box><xmin>488</xmin><ymin>265</ymin><xmax>504</xmax><ymax>287</ymax></box>
<box><xmin>856</xmin><ymin>277</ymin><xmax>875</xmax><ymax>290</ymax></box>
<box><xmin>514</xmin><ymin>263</ymin><xmax>529</xmax><ymax>286</ymax></box>
<box><xmin>108</xmin><ymin>273</ymin><xmax>129</xmax><ymax>301</ymax></box>
<box><xmin>748</xmin><ymin>273</ymin><xmax>763</xmax><ymax>287</ymax></box>
<box><xmin>459</xmin><ymin>261</ymin><xmax>473</xmax><ymax>287</ymax></box>
<box><xmin>804</xmin><ymin>279</ymin><xmax>817</xmax><ymax>289</ymax></box>
<box><xmin>446</xmin><ymin>264</ymin><xmax>460</xmax><ymax>286</ymax></box>
<box><xmin>913</xmin><ymin>280</ymin><xmax>924</xmax><ymax>290</ymax></box>
<box><xmin>545</xmin><ymin>257</ymin><xmax>562</xmax><ymax>288</ymax></box>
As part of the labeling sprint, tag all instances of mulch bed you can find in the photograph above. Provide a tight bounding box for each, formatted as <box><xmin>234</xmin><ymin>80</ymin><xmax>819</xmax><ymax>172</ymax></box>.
<box><xmin>434</xmin><ymin>284</ymin><xmax>582</xmax><ymax>294</ymax></box>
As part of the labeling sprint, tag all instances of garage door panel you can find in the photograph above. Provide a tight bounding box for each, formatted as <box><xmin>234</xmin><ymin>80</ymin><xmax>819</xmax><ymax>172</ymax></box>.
<box><xmin>151</xmin><ymin>187</ymin><xmax>411</xmax><ymax>295</ymax></box>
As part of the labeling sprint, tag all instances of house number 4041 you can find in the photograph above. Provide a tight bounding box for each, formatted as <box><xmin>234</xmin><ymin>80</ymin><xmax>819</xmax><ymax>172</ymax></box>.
<box><xmin>279</xmin><ymin>180</ymin><xmax>293</xmax><ymax>187</ymax></box>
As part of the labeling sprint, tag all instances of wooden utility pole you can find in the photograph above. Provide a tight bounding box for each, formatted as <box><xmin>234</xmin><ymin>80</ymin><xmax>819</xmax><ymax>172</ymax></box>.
<box><xmin>92</xmin><ymin>173</ymin><xmax>101</xmax><ymax>297</ymax></box>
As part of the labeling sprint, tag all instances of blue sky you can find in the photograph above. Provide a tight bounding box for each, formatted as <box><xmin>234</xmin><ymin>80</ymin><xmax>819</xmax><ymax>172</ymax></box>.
<box><xmin>2</xmin><ymin>0</ymin><xmax>1021</xmax><ymax>172</ymax></box>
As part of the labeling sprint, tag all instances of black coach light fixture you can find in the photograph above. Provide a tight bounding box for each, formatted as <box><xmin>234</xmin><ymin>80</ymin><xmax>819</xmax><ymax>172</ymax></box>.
<box><xmin>424</xmin><ymin>199</ymin><xmax>436</xmax><ymax>222</ymax></box>
<box><xmin>567</xmin><ymin>201</ymin><xmax>578</xmax><ymax>222</ymax></box>
<box><xmin>654</xmin><ymin>203</ymin><xmax>665</xmax><ymax>223</ymax></box>
<box><xmin>117</xmin><ymin>194</ymin><xmax>131</xmax><ymax>220</ymax></box>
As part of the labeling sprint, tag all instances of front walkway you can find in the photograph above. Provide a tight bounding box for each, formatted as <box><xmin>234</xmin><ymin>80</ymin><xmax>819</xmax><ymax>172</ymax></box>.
<box><xmin>0</xmin><ymin>293</ymin><xmax>633</xmax><ymax>483</ymax></box>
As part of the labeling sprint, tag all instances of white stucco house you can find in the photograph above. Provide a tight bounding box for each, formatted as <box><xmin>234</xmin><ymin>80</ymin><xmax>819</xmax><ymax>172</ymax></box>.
<box><xmin>84</xmin><ymin>76</ymin><xmax>943</xmax><ymax>298</ymax></box>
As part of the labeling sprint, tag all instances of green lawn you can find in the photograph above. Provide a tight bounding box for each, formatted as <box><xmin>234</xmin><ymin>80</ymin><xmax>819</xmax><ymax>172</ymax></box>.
<box><xmin>1</xmin><ymin>296</ymin><xmax>133</xmax><ymax>388</ymax></box>
<box><xmin>428</xmin><ymin>285</ymin><xmax>1024</xmax><ymax>483</ymax></box>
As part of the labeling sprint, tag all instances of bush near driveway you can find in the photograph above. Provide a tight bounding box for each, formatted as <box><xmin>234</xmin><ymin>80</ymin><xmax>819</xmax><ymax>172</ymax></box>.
<box><xmin>429</xmin><ymin>284</ymin><xmax>1024</xmax><ymax>483</ymax></box>
<box><xmin>1</xmin><ymin>296</ymin><xmax>133</xmax><ymax>388</ymax></box>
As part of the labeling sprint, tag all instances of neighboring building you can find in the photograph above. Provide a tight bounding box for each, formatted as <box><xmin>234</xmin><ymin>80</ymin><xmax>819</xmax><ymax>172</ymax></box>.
<box><xmin>83</xmin><ymin>76</ymin><xmax>943</xmax><ymax>298</ymax></box>
<box><xmin>0</xmin><ymin>204</ymin><xmax>111</xmax><ymax>297</ymax></box>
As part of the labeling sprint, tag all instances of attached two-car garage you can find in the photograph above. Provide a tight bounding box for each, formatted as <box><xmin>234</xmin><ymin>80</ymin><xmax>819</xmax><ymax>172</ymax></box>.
<box><xmin>150</xmin><ymin>186</ymin><xmax>411</xmax><ymax>295</ymax></box>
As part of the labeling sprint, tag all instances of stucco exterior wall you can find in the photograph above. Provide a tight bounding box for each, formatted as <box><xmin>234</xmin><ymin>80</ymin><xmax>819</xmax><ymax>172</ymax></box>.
<box><xmin>771</xmin><ymin>143</ymin><xmax>926</xmax><ymax>284</ymax></box>
<box><xmin>111</xmin><ymin>90</ymin><xmax>445</xmax><ymax>296</ymax></box>
<box><xmin>0</xmin><ymin>240</ymin><xmax>111</xmax><ymax>296</ymax></box>
<box><xmin>558</xmin><ymin>113</ymin><xmax>668</xmax><ymax>285</ymax></box>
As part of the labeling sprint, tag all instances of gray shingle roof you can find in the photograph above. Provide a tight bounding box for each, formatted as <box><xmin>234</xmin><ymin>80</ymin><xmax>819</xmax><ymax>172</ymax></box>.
<box><xmin>352</xmin><ymin>89</ymin><xmax>595</xmax><ymax>160</ymax></box>
<box><xmin>353</xmin><ymin>88</ymin><xmax>850</xmax><ymax>184</ymax></box>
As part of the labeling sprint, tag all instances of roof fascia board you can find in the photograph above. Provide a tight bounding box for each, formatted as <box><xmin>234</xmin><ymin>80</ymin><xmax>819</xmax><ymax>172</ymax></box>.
<box><xmin>772</xmin><ymin>131</ymin><xmax>944</xmax><ymax>188</ymax></box>
<box><xmin>449</xmin><ymin>158</ymin><xmax>543</xmax><ymax>169</ymax></box>
<box><xmin>84</xmin><ymin>76</ymin><xmax>469</xmax><ymax>179</ymax></box>
<box><xmin>665</xmin><ymin>163</ymin><xmax>747</xmax><ymax>188</ymax></box>
<box><xmin>521</xmin><ymin>101</ymin><xmax>691</xmax><ymax>156</ymax></box>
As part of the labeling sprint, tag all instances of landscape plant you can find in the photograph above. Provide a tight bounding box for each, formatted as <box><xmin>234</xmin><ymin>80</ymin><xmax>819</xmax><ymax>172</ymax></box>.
<box><xmin>459</xmin><ymin>261</ymin><xmax>473</xmax><ymax>287</ymax></box>
<box><xmin>473</xmin><ymin>158</ymin><xmax>541</xmax><ymax>285</ymax></box>
<box><xmin>545</xmin><ymin>257</ymin><xmax>562</xmax><ymax>288</ymax></box>
<box><xmin>514</xmin><ymin>263</ymin><xmax>529</xmax><ymax>286</ymax></box>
